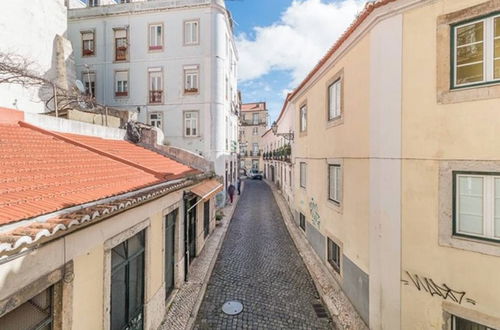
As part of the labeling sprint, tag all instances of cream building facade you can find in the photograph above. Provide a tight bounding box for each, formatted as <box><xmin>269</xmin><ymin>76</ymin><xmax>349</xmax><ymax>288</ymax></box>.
<box><xmin>239</xmin><ymin>102</ymin><xmax>268</xmax><ymax>173</ymax></box>
<box><xmin>288</xmin><ymin>0</ymin><xmax>500</xmax><ymax>329</ymax></box>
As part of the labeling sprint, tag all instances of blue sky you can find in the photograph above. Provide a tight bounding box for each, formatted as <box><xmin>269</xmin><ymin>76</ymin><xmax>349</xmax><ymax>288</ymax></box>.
<box><xmin>226</xmin><ymin>0</ymin><xmax>366</xmax><ymax>122</ymax></box>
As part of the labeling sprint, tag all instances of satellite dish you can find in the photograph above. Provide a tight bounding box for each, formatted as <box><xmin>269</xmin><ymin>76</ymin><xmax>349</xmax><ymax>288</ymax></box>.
<box><xmin>75</xmin><ymin>80</ymin><xmax>85</xmax><ymax>94</ymax></box>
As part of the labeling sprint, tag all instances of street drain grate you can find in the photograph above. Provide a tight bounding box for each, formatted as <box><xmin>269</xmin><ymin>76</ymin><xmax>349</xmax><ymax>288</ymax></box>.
<box><xmin>312</xmin><ymin>303</ymin><xmax>328</xmax><ymax>318</ymax></box>
<box><xmin>222</xmin><ymin>301</ymin><xmax>243</xmax><ymax>316</ymax></box>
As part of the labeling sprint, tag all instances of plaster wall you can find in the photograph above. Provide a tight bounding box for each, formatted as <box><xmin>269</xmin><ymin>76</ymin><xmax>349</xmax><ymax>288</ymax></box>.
<box><xmin>401</xmin><ymin>0</ymin><xmax>500</xmax><ymax>328</ymax></box>
<box><xmin>0</xmin><ymin>0</ymin><xmax>71</xmax><ymax>113</ymax></box>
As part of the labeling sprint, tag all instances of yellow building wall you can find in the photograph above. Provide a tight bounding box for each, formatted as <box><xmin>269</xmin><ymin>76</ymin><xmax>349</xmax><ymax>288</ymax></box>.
<box><xmin>293</xmin><ymin>32</ymin><xmax>371</xmax><ymax>273</ymax></box>
<box><xmin>72</xmin><ymin>244</ymin><xmax>105</xmax><ymax>330</ymax></box>
<box><xmin>402</xmin><ymin>0</ymin><xmax>500</xmax><ymax>328</ymax></box>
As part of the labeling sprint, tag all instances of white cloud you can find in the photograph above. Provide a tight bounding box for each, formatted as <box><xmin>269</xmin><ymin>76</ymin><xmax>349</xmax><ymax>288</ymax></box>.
<box><xmin>236</xmin><ymin>0</ymin><xmax>366</xmax><ymax>85</ymax></box>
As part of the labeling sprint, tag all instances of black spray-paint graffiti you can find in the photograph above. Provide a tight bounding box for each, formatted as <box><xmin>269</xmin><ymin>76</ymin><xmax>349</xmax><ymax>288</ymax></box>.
<box><xmin>402</xmin><ymin>271</ymin><xmax>476</xmax><ymax>305</ymax></box>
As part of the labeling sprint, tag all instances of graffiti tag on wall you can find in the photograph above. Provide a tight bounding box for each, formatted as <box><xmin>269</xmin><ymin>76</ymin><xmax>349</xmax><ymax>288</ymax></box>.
<box><xmin>309</xmin><ymin>198</ymin><xmax>320</xmax><ymax>227</ymax></box>
<box><xmin>402</xmin><ymin>271</ymin><xmax>476</xmax><ymax>305</ymax></box>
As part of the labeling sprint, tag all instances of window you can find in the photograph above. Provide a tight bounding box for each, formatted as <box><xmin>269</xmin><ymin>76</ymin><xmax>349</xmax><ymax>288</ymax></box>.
<box><xmin>252</xmin><ymin>159</ymin><xmax>259</xmax><ymax>170</ymax></box>
<box><xmin>149</xmin><ymin>112</ymin><xmax>162</xmax><ymax>128</ymax></box>
<box><xmin>148</xmin><ymin>68</ymin><xmax>162</xmax><ymax>103</ymax></box>
<box><xmin>165</xmin><ymin>210</ymin><xmax>177</xmax><ymax>299</ymax></box>
<box><xmin>82</xmin><ymin>71</ymin><xmax>95</xmax><ymax>98</ymax></box>
<box><xmin>184</xmin><ymin>111</ymin><xmax>198</xmax><ymax>137</ymax></box>
<box><xmin>452</xmin><ymin>315</ymin><xmax>493</xmax><ymax>330</ymax></box>
<box><xmin>240</xmin><ymin>160</ymin><xmax>245</xmax><ymax>168</ymax></box>
<box><xmin>0</xmin><ymin>286</ymin><xmax>55</xmax><ymax>329</ymax></box>
<box><xmin>252</xmin><ymin>143</ymin><xmax>259</xmax><ymax>156</ymax></box>
<box><xmin>327</xmin><ymin>238</ymin><xmax>341</xmax><ymax>273</ymax></box>
<box><xmin>111</xmin><ymin>231</ymin><xmax>145</xmax><ymax>330</ymax></box>
<box><xmin>252</xmin><ymin>113</ymin><xmax>259</xmax><ymax>125</ymax></box>
<box><xmin>328</xmin><ymin>79</ymin><xmax>341</xmax><ymax>120</ymax></box>
<box><xmin>452</xmin><ymin>15</ymin><xmax>500</xmax><ymax>87</ymax></box>
<box><xmin>225</xmin><ymin>76</ymin><xmax>229</xmax><ymax>100</ymax></box>
<box><xmin>88</xmin><ymin>0</ymin><xmax>98</xmax><ymax>7</ymax></box>
<box><xmin>114</xmin><ymin>29</ymin><xmax>128</xmax><ymax>61</ymax></box>
<box><xmin>454</xmin><ymin>172</ymin><xmax>500</xmax><ymax>242</ymax></box>
<box><xmin>149</xmin><ymin>24</ymin><xmax>163</xmax><ymax>50</ymax></box>
<box><xmin>329</xmin><ymin>164</ymin><xmax>342</xmax><ymax>204</ymax></box>
<box><xmin>114</xmin><ymin>71</ymin><xmax>128</xmax><ymax>97</ymax></box>
<box><xmin>184</xmin><ymin>20</ymin><xmax>199</xmax><ymax>45</ymax></box>
<box><xmin>300</xmin><ymin>105</ymin><xmax>307</xmax><ymax>132</ymax></box>
<box><xmin>81</xmin><ymin>31</ymin><xmax>95</xmax><ymax>56</ymax></box>
<box><xmin>119</xmin><ymin>0</ymin><xmax>130</xmax><ymax>3</ymax></box>
<box><xmin>184</xmin><ymin>65</ymin><xmax>199</xmax><ymax>93</ymax></box>
<box><xmin>300</xmin><ymin>162</ymin><xmax>307</xmax><ymax>188</ymax></box>
<box><xmin>252</xmin><ymin>127</ymin><xmax>258</xmax><ymax>135</ymax></box>
<box><xmin>299</xmin><ymin>213</ymin><xmax>306</xmax><ymax>231</ymax></box>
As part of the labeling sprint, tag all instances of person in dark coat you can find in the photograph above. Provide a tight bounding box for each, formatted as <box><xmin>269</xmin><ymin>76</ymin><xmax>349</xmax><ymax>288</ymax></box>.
<box><xmin>227</xmin><ymin>182</ymin><xmax>236</xmax><ymax>204</ymax></box>
<box><xmin>237</xmin><ymin>178</ymin><xmax>241</xmax><ymax>195</ymax></box>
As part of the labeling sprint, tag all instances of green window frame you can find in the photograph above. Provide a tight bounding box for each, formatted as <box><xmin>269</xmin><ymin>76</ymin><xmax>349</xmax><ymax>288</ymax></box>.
<box><xmin>451</xmin><ymin>12</ymin><xmax>500</xmax><ymax>88</ymax></box>
<box><xmin>452</xmin><ymin>171</ymin><xmax>500</xmax><ymax>243</ymax></box>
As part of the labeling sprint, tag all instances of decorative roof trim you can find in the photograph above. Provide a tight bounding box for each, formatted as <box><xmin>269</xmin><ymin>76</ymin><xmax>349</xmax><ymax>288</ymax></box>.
<box><xmin>0</xmin><ymin>174</ymin><xmax>213</xmax><ymax>259</ymax></box>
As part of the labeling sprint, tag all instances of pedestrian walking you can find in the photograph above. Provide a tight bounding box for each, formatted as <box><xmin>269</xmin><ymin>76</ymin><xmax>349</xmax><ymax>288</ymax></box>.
<box><xmin>227</xmin><ymin>182</ymin><xmax>236</xmax><ymax>204</ymax></box>
<box><xmin>237</xmin><ymin>178</ymin><xmax>241</xmax><ymax>195</ymax></box>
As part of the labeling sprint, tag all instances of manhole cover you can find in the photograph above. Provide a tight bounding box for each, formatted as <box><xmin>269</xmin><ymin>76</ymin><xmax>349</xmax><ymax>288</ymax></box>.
<box><xmin>222</xmin><ymin>300</ymin><xmax>243</xmax><ymax>315</ymax></box>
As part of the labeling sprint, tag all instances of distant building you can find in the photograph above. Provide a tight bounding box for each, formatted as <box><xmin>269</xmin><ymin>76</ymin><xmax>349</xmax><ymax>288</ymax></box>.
<box><xmin>67</xmin><ymin>0</ymin><xmax>239</xmax><ymax>190</ymax></box>
<box><xmin>238</xmin><ymin>102</ymin><xmax>268</xmax><ymax>174</ymax></box>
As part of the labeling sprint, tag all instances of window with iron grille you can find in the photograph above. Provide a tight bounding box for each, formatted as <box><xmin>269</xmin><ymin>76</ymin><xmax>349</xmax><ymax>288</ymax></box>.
<box><xmin>148</xmin><ymin>69</ymin><xmax>163</xmax><ymax>104</ymax></box>
<box><xmin>327</xmin><ymin>238</ymin><xmax>341</xmax><ymax>274</ymax></box>
<box><xmin>299</xmin><ymin>213</ymin><xmax>306</xmax><ymax>231</ymax></box>
<box><xmin>0</xmin><ymin>286</ymin><xmax>54</xmax><ymax>330</ymax></box>
<box><xmin>115</xmin><ymin>71</ymin><xmax>128</xmax><ymax>97</ymax></box>
<box><xmin>111</xmin><ymin>230</ymin><xmax>145</xmax><ymax>330</ymax></box>
<box><xmin>184</xmin><ymin>66</ymin><xmax>199</xmax><ymax>93</ymax></box>
<box><xmin>81</xmin><ymin>31</ymin><xmax>95</xmax><ymax>56</ymax></box>
<box><xmin>114</xmin><ymin>29</ymin><xmax>128</xmax><ymax>61</ymax></box>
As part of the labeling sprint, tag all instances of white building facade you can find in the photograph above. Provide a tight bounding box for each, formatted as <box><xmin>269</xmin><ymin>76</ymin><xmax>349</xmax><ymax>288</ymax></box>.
<box><xmin>0</xmin><ymin>0</ymin><xmax>74</xmax><ymax>113</ymax></box>
<box><xmin>68</xmin><ymin>0</ymin><xmax>239</xmax><ymax>190</ymax></box>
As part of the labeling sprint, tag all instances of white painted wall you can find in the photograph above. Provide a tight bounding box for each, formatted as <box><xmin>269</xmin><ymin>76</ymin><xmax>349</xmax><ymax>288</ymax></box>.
<box><xmin>369</xmin><ymin>14</ymin><xmax>403</xmax><ymax>330</ymax></box>
<box><xmin>0</xmin><ymin>0</ymin><xmax>71</xmax><ymax>113</ymax></box>
<box><xmin>68</xmin><ymin>0</ymin><xmax>238</xmax><ymax>184</ymax></box>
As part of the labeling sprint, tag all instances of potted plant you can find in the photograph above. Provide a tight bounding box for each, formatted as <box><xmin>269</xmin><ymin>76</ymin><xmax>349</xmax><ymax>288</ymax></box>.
<box><xmin>215</xmin><ymin>210</ymin><xmax>224</xmax><ymax>226</ymax></box>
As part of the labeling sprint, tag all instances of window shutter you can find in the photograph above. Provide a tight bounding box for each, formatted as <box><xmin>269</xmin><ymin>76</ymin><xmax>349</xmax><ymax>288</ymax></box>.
<box><xmin>115</xmin><ymin>29</ymin><xmax>127</xmax><ymax>38</ymax></box>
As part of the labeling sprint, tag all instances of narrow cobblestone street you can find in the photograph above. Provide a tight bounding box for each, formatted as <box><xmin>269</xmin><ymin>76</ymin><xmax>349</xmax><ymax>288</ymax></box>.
<box><xmin>194</xmin><ymin>180</ymin><xmax>333</xmax><ymax>329</ymax></box>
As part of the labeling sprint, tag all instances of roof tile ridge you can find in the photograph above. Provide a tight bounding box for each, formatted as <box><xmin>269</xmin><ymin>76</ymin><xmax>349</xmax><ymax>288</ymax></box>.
<box><xmin>18</xmin><ymin>121</ymin><xmax>167</xmax><ymax>179</ymax></box>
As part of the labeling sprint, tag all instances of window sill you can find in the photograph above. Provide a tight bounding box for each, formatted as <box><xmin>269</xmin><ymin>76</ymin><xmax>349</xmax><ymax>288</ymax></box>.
<box><xmin>148</xmin><ymin>46</ymin><xmax>163</xmax><ymax>51</ymax></box>
<box><xmin>326</xmin><ymin>199</ymin><xmax>343</xmax><ymax>214</ymax></box>
<box><xmin>439</xmin><ymin>233</ymin><xmax>500</xmax><ymax>257</ymax></box>
<box><xmin>326</xmin><ymin>116</ymin><xmax>344</xmax><ymax>129</ymax></box>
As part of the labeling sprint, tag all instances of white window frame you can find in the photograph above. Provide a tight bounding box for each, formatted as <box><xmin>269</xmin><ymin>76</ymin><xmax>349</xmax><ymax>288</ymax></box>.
<box><xmin>300</xmin><ymin>162</ymin><xmax>307</xmax><ymax>188</ymax></box>
<box><xmin>82</xmin><ymin>71</ymin><xmax>96</xmax><ymax>98</ymax></box>
<box><xmin>88</xmin><ymin>0</ymin><xmax>99</xmax><ymax>7</ymax></box>
<box><xmin>148</xmin><ymin>23</ymin><xmax>163</xmax><ymax>50</ymax></box>
<box><xmin>328</xmin><ymin>78</ymin><xmax>342</xmax><ymax>120</ymax></box>
<box><xmin>148</xmin><ymin>68</ymin><xmax>163</xmax><ymax>104</ymax></box>
<box><xmin>184</xmin><ymin>65</ymin><xmax>199</xmax><ymax>93</ymax></box>
<box><xmin>114</xmin><ymin>70</ymin><xmax>128</xmax><ymax>97</ymax></box>
<box><xmin>452</xmin><ymin>14</ymin><xmax>500</xmax><ymax>88</ymax></box>
<box><xmin>252</xmin><ymin>127</ymin><xmax>258</xmax><ymax>135</ymax></box>
<box><xmin>252</xmin><ymin>113</ymin><xmax>259</xmax><ymax>125</ymax></box>
<box><xmin>149</xmin><ymin>112</ymin><xmax>162</xmax><ymax>129</ymax></box>
<box><xmin>300</xmin><ymin>105</ymin><xmax>307</xmax><ymax>132</ymax></box>
<box><xmin>81</xmin><ymin>31</ymin><xmax>95</xmax><ymax>57</ymax></box>
<box><xmin>184</xmin><ymin>20</ymin><xmax>199</xmax><ymax>45</ymax></box>
<box><xmin>329</xmin><ymin>164</ymin><xmax>342</xmax><ymax>204</ymax></box>
<box><xmin>184</xmin><ymin>111</ymin><xmax>199</xmax><ymax>137</ymax></box>
<box><xmin>451</xmin><ymin>315</ymin><xmax>495</xmax><ymax>330</ymax></box>
<box><xmin>454</xmin><ymin>172</ymin><xmax>500</xmax><ymax>241</ymax></box>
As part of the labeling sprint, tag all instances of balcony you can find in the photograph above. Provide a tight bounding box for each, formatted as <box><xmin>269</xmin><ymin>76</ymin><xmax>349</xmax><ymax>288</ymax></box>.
<box><xmin>240</xmin><ymin>119</ymin><xmax>266</xmax><ymax>126</ymax></box>
<box><xmin>149</xmin><ymin>90</ymin><xmax>163</xmax><ymax>104</ymax></box>
<box><xmin>115</xmin><ymin>46</ymin><xmax>127</xmax><ymax>61</ymax></box>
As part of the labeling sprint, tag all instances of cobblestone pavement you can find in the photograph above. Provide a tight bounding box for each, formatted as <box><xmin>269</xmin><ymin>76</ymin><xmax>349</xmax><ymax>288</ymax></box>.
<box><xmin>194</xmin><ymin>180</ymin><xmax>333</xmax><ymax>329</ymax></box>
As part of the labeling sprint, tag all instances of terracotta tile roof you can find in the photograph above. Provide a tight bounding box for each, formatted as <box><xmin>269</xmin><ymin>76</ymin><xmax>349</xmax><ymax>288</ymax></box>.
<box><xmin>289</xmin><ymin>0</ymin><xmax>398</xmax><ymax>100</ymax></box>
<box><xmin>241</xmin><ymin>102</ymin><xmax>266</xmax><ymax>112</ymax></box>
<box><xmin>0</xmin><ymin>121</ymin><xmax>198</xmax><ymax>226</ymax></box>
